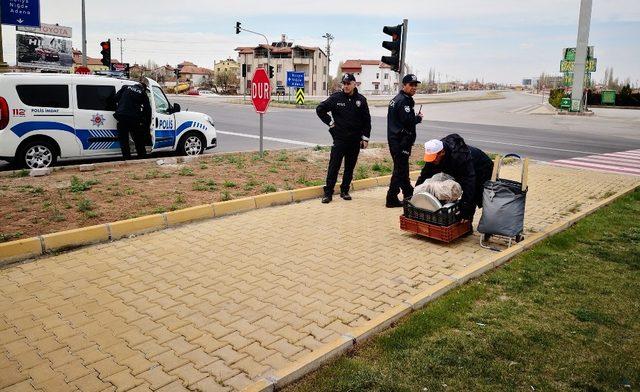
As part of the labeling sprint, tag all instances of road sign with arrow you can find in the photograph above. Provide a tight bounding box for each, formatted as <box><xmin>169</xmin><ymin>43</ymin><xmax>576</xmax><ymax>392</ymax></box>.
<box><xmin>1</xmin><ymin>0</ymin><xmax>41</xmax><ymax>27</ymax></box>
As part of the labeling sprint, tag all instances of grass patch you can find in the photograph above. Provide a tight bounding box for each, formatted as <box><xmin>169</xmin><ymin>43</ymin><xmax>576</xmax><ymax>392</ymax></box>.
<box><xmin>223</xmin><ymin>180</ymin><xmax>237</xmax><ymax>188</ymax></box>
<box><xmin>70</xmin><ymin>176</ymin><xmax>99</xmax><ymax>193</ymax></box>
<box><xmin>286</xmin><ymin>188</ymin><xmax>640</xmax><ymax>392</ymax></box>
<box><xmin>297</xmin><ymin>175</ymin><xmax>324</xmax><ymax>187</ymax></box>
<box><xmin>371</xmin><ymin>162</ymin><xmax>392</xmax><ymax>176</ymax></box>
<box><xmin>10</xmin><ymin>169</ymin><xmax>29</xmax><ymax>178</ymax></box>
<box><xmin>354</xmin><ymin>165</ymin><xmax>369</xmax><ymax>180</ymax></box>
<box><xmin>0</xmin><ymin>232</ymin><xmax>24</xmax><ymax>243</ymax></box>
<box><xmin>262</xmin><ymin>184</ymin><xmax>277</xmax><ymax>193</ymax></box>
<box><xmin>178</xmin><ymin>167</ymin><xmax>194</xmax><ymax>177</ymax></box>
<box><xmin>192</xmin><ymin>179</ymin><xmax>217</xmax><ymax>192</ymax></box>
<box><xmin>220</xmin><ymin>190</ymin><xmax>233</xmax><ymax>201</ymax></box>
<box><xmin>144</xmin><ymin>169</ymin><xmax>160</xmax><ymax>179</ymax></box>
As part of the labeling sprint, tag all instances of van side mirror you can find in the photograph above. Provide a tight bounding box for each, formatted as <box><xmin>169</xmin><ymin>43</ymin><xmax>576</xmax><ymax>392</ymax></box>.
<box><xmin>171</xmin><ymin>103</ymin><xmax>181</xmax><ymax>113</ymax></box>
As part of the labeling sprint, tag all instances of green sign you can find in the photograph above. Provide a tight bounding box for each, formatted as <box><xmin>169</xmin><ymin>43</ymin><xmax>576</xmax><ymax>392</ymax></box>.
<box><xmin>560</xmin><ymin>58</ymin><xmax>597</xmax><ymax>73</ymax></box>
<box><xmin>563</xmin><ymin>46</ymin><xmax>594</xmax><ymax>61</ymax></box>
<box><xmin>563</xmin><ymin>72</ymin><xmax>591</xmax><ymax>87</ymax></box>
<box><xmin>560</xmin><ymin>97</ymin><xmax>571</xmax><ymax>109</ymax></box>
<box><xmin>601</xmin><ymin>90</ymin><xmax>616</xmax><ymax>105</ymax></box>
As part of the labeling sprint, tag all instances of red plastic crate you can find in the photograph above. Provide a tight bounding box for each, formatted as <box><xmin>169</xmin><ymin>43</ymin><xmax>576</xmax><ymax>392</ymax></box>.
<box><xmin>400</xmin><ymin>215</ymin><xmax>472</xmax><ymax>243</ymax></box>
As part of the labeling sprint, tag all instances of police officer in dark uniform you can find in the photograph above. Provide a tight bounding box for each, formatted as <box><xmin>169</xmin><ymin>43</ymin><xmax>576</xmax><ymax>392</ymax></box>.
<box><xmin>114</xmin><ymin>78</ymin><xmax>152</xmax><ymax>160</ymax></box>
<box><xmin>386</xmin><ymin>74</ymin><xmax>423</xmax><ymax>207</ymax></box>
<box><xmin>316</xmin><ymin>73</ymin><xmax>371</xmax><ymax>203</ymax></box>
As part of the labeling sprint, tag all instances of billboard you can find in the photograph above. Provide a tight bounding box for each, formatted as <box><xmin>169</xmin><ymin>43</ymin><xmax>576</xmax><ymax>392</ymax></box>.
<box><xmin>17</xmin><ymin>23</ymin><xmax>72</xmax><ymax>38</ymax></box>
<box><xmin>16</xmin><ymin>33</ymin><xmax>73</xmax><ymax>71</ymax></box>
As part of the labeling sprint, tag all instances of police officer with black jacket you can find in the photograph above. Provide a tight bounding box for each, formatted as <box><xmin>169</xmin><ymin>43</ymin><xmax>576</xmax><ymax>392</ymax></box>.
<box><xmin>114</xmin><ymin>78</ymin><xmax>152</xmax><ymax>160</ymax></box>
<box><xmin>416</xmin><ymin>134</ymin><xmax>494</xmax><ymax>221</ymax></box>
<box><xmin>386</xmin><ymin>74</ymin><xmax>423</xmax><ymax>207</ymax></box>
<box><xmin>316</xmin><ymin>73</ymin><xmax>371</xmax><ymax>203</ymax></box>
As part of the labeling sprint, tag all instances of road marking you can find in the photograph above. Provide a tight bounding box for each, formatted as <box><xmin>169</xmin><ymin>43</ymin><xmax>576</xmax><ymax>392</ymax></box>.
<box><xmin>216</xmin><ymin>130</ymin><xmax>319</xmax><ymax>147</ymax></box>
<box><xmin>465</xmin><ymin>138</ymin><xmax>599</xmax><ymax>155</ymax></box>
<box><xmin>509</xmin><ymin>104</ymin><xmax>540</xmax><ymax>113</ymax></box>
<box><xmin>550</xmin><ymin>149</ymin><xmax>640</xmax><ymax>176</ymax></box>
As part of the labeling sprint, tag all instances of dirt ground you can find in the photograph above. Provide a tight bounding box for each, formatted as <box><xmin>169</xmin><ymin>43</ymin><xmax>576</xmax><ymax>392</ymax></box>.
<box><xmin>0</xmin><ymin>144</ymin><xmax>426</xmax><ymax>242</ymax></box>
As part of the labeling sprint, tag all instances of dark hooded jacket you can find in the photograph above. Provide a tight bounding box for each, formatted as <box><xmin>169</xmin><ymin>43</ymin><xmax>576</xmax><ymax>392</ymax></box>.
<box><xmin>316</xmin><ymin>88</ymin><xmax>371</xmax><ymax>142</ymax></box>
<box><xmin>415</xmin><ymin>134</ymin><xmax>494</xmax><ymax>218</ymax></box>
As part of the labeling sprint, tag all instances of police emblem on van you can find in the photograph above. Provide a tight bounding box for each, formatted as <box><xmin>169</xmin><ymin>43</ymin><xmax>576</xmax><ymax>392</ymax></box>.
<box><xmin>91</xmin><ymin>113</ymin><xmax>106</xmax><ymax>127</ymax></box>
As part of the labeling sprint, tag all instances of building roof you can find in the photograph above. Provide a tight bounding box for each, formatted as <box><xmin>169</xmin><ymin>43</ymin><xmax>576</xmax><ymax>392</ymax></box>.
<box><xmin>341</xmin><ymin>60</ymin><xmax>391</xmax><ymax>71</ymax></box>
<box><xmin>180</xmin><ymin>65</ymin><xmax>212</xmax><ymax>75</ymax></box>
<box><xmin>178</xmin><ymin>61</ymin><xmax>196</xmax><ymax>67</ymax></box>
<box><xmin>234</xmin><ymin>45</ymin><xmax>325</xmax><ymax>56</ymax></box>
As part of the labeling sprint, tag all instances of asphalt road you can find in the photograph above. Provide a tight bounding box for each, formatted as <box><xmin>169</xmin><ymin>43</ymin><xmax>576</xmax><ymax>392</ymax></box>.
<box><xmin>2</xmin><ymin>91</ymin><xmax>639</xmax><ymax>170</ymax></box>
<box><xmin>173</xmin><ymin>92</ymin><xmax>640</xmax><ymax>162</ymax></box>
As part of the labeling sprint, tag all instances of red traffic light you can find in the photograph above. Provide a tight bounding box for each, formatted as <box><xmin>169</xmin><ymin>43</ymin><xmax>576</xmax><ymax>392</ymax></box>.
<box><xmin>100</xmin><ymin>41</ymin><xmax>110</xmax><ymax>50</ymax></box>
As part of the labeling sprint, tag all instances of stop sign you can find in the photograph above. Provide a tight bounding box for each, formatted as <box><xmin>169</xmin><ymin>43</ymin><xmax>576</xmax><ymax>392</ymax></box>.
<box><xmin>251</xmin><ymin>68</ymin><xmax>271</xmax><ymax>114</ymax></box>
<box><xmin>74</xmin><ymin>66</ymin><xmax>91</xmax><ymax>75</ymax></box>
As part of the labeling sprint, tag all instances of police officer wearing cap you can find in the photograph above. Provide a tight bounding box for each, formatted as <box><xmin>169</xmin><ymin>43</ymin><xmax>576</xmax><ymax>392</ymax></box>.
<box><xmin>386</xmin><ymin>74</ymin><xmax>424</xmax><ymax>207</ymax></box>
<box><xmin>316</xmin><ymin>73</ymin><xmax>371</xmax><ymax>203</ymax></box>
<box><xmin>416</xmin><ymin>134</ymin><xmax>494</xmax><ymax>220</ymax></box>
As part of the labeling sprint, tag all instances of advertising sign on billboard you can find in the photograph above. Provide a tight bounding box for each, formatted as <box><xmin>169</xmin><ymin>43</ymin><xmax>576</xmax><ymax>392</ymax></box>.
<box><xmin>16</xmin><ymin>33</ymin><xmax>73</xmax><ymax>71</ymax></box>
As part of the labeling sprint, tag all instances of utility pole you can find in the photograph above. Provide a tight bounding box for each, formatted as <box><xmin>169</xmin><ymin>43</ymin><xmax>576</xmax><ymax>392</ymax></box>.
<box><xmin>322</xmin><ymin>33</ymin><xmax>333</xmax><ymax>96</ymax></box>
<box><xmin>116</xmin><ymin>37</ymin><xmax>125</xmax><ymax>63</ymax></box>
<box><xmin>81</xmin><ymin>0</ymin><xmax>87</xmax><ymax>66</ymax></box>
<box><xmin>570</xmin><ymin>0</ymin><xmax>592</xmax><ymax>112</ymax></box>
<box><xmin>0</xmin><ymin>23</ymin><xmax>7</xmax><ymax>71</ymax></box>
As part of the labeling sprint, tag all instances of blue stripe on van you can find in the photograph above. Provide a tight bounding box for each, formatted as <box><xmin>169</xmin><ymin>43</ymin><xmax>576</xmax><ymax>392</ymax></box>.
<box><xmin>11</xmin><ymin>121</ymin><xmax>75</xmax><ymax>137</ymax></box>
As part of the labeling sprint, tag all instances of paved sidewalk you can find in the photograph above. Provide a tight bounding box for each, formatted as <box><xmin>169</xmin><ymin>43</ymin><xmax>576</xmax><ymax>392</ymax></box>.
<box><xmin>1</xmin><ymin>164</ymin><xmax>638</xmax><ymax>391</ymax></box>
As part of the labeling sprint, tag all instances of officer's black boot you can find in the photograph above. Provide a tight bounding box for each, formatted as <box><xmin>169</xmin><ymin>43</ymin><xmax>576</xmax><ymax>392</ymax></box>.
<box><xmin>386</xmin><ymin>194</ymin><xmax>403</xmax><ymax>208</ymax></box>
<box><xmin>340</xmin><ymin>189</ymin><xmax>352</xmax><ymax>200</ymax></box>
<box><xmin>322</xmin><ymin>194</ymin><xmax>333</xmax><ymax>204</ymax></box>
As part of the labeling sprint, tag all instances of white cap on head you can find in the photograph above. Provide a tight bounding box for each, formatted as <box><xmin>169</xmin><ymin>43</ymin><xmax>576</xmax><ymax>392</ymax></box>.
<box><xmin>423</xmin><ymin>139</ymin><xmax>444</xmax><ymax>162</ymax></box>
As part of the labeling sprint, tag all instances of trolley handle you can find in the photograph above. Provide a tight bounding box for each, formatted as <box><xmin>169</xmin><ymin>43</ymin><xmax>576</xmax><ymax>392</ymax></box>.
<box><xmin>493</xmin><ymin>153</ymin><xmax>529</xmax><ymax>192</ymax></box>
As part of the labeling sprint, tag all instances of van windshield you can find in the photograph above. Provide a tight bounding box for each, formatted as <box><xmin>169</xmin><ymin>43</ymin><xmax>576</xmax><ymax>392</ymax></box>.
<box><xmin>152</xmin><ymin>86</ymin><xmax>170</xmax><ymax>114</ymax></box>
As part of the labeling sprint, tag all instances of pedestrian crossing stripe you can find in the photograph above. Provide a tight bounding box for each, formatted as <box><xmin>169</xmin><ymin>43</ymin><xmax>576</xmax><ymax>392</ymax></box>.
<box><xmin>296</xmin><ymin>88</ymin><xmax>305</xmax><ymax>105</ymax></box>
<box><xmin>550</xmin><ymin>149</ymin><xmax>640</xmax><ymax>176</ymax></box>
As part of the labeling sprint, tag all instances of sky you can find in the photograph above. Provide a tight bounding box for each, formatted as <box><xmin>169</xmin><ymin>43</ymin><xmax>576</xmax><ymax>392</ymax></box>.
<box><xmin>1</xmin><ymin>0</ymin><xmax>639</xmax><ymax>85</ymax></box>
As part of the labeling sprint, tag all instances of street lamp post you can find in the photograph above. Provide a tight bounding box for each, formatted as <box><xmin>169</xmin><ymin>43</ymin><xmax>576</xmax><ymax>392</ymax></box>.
<box><xmin>322</xmin><ymin>33</ymin><xmax>333</xmax><ymax>96</ymax></box>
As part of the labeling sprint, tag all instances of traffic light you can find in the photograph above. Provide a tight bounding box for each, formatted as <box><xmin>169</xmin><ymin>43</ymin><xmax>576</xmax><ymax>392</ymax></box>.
<box><xmin>241</xmin><ymin>64</ymin><xmax>247</xmax><ymax>77</ymax></box>
<box><xmin>269</xmin><ymin>65</ymin><xmax>274</xmax><ymax>79</ymax></box>
<box><xmin>100</xmin><ymin>40</ymin><xmax>111</xmax><ymax>67</ymax></box>
<box><xmin>235</xmin><ymin>22</ymin><xmax>241</xmax><ymax>34</ymax></box>
<box><xmin>381</xmin><ymin>24</ymin><xmax>402</xmax><ymax>72</ymax></box>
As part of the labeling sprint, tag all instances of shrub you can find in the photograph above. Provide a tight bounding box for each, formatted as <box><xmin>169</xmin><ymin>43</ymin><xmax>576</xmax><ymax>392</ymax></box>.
<box><xmin>70</xmin><ymin>176</ymin><xmax>99</xmax><ymax>193</ymax></box>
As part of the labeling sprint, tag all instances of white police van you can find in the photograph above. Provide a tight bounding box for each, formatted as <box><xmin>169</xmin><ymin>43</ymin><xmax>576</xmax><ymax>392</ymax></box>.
<box><xmin>0</xmin><ymin>73</ymin><xmax>217</xmax><ymax>168</ymax></box>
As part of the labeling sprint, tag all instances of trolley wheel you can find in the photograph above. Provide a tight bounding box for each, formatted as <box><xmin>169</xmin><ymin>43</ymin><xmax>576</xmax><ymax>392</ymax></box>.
<box><xmin>515</xmin><ymin>234</ymin><xmax>525</xmax><ymax>243</ymax></box>
<box><xmin>482</xmin><ymin>234</ymin><xmax>492</xmax><ymax>242</ymax></box>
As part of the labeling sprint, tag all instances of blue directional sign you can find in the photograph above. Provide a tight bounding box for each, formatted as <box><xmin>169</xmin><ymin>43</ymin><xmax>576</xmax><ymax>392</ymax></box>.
<box><xmin>286</xmin><ymin>71</ymin><xmax>305</xmax><ymax>88</ymax></box>
<box><xmin>1</xmin><ymin>0</ymin><xmax>41</xmax><ymax>27</ymax></box>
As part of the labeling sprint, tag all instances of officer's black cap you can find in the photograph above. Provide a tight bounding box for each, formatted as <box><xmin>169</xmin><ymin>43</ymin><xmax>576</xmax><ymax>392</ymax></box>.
<box><xmin>342</xmin><ymin>73</ymin><xmax>356</xmax><ymax>83</ymax></box>
<box><xmin>402</xmin><ymin>74</ymin><xmax>421</xmax><ymax>84</ymax></box>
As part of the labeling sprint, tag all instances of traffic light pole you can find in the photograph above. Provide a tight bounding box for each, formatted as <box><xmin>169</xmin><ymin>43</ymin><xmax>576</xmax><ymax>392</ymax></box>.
<box><xmin>81</xmin><ymin>0</ymin><xmax>87</xmax><ymax>67</ymax></box>
<box><xmin>399</xmin><ymin>19</ymin><xmax>408</xmax><ymax>77</ymax></box>
<box><xmin>237</xmin><ymin>25</ymin><xmax>270</xmax><ymax>158</ymax></box>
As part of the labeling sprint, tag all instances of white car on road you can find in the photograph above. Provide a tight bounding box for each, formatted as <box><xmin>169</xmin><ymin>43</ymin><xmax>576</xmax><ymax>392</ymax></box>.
<box><xmin>0</xmin><ymin>73</ymin><xmax>217</xmax><ymax>168</ymax></box>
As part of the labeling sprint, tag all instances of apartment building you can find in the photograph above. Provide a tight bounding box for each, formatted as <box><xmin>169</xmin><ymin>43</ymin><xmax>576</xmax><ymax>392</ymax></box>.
<box><xmin>235</xmin><ymin>35</ymin><xmax>328</xmax><ymax>96</ymax></box>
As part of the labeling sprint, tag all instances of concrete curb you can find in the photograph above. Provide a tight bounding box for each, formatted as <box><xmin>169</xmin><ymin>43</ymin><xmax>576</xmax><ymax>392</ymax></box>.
<box><xmin>240</xmin><ymin>181</ymin><xmax>640</xmax><ymax>392</ymax></box>
<box><xmin>0</xmin><ymin>173</ymin><xmax>418</xmax><ymax>267</ymax></box>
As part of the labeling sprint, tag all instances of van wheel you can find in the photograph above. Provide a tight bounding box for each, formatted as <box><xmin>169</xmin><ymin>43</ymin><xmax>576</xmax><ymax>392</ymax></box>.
<box><xmin>18</xmin><ymin>140</ymin><xmax>58</xmax><ymax>169</ymax></box>
<box><xmin>178</xmin><ymin>132</ymin><xmax>205</xmax><ymax>156</ymax></box>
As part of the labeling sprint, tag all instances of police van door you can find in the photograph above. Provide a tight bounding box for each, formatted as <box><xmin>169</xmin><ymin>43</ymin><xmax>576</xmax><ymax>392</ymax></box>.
<box><xmin>74</xmin><ymin>83</ymin><xmax>120</xmax><ymax>156</ymax></box>
<box><xmin>149</xmin><ymin>85</ymin><xmax>175</xmax><ymax>151</ymax></box>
